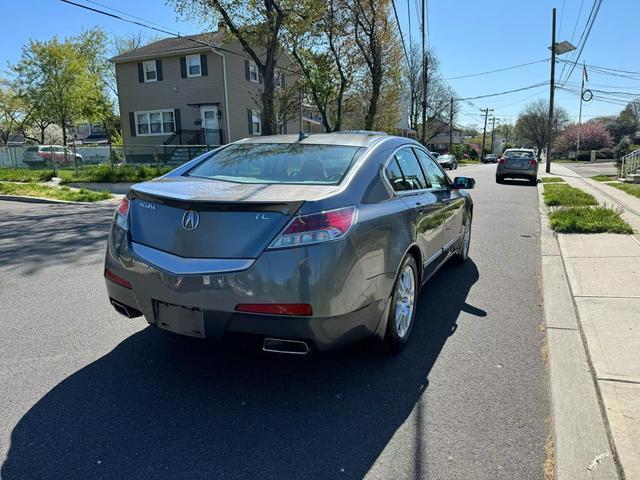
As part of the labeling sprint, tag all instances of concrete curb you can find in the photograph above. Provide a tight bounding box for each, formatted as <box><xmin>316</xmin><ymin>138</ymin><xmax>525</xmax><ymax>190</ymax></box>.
<box><xmin>538</xmin><ymin>182</ymin><xmax>620</xmax><ymax>479</ymax></box>
<box><xmin>65</xmin><ymin>182</ymin><xmax>134</xmax><ymax>194</ymax></box>
<box><xmin>0</xmin><ymin>194</ymin><xmax>118</xmax><ymax>206</ymax></box>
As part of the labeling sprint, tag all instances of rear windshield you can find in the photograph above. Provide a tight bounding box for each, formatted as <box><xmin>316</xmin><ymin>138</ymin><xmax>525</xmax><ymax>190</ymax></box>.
<box><xmin>505</xmin><ymin>150</ymin><xmax>534</xmax><ymax>159</ymax></box>
<box><xmin>186</xmin><ymin>143</ymin><xmax>362</xmax><ymax>185</ymax></box>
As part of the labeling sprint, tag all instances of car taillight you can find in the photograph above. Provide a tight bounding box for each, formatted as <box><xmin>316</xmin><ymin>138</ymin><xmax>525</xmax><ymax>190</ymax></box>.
<box><xmin>528</xmin><ymin>159</ymin><xmax>538</xmax><ymax>165</ymax></box>
<box><xmin>498</xmin><ymin>158</ymin><xmax>507</xmax><ymax>164</ymax></box>
<box><xmin>235</xmin><ymin>303</ymin><xmax>313</xmax><ymax>316</ymax></box>
<box><xmin>115</xmin><ymin>197</ymin><xmax>130</xmax><ymax>230</ymax></box>
<box><xmin>268</xmin><ymin>206</ymin><xmax>356</xmax><ymax>249</ymax></box>
<box><xmin>104</xmin><ymin>268</ymin><xmax>132</xmax><ymax>289</ymax></box>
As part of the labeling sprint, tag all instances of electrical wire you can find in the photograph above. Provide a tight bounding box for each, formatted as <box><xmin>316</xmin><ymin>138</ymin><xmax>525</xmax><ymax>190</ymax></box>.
<box><xmin>391</xmin><ymin>0</ymin><xmax>410</xmax><ymax>67</ymax></box>
<box><xmin>443</xmin><ymin>59</ymin><xmax>548</xmax><ymax>80</ymax></box>
<box><xmin>457</xmin><ymin>82</ymin><xmax>549</xmax><ymax>101</ymax></box>
<box><xmin>559</xmin><ymin>0</ymin><xmax>603</xmax><ymax>86</ymax></box>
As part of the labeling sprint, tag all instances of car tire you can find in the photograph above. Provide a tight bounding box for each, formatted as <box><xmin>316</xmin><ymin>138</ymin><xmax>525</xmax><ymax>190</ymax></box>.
<box><xmin>529</xmin><ymin>177</ymin><xmax>537</xmax><ymax>185</ymax></box>
<box><xmin>496</xmin><ymin>176</ymin><xmax>503</xmax><ymax>184</ymax></box>
<box><xmin>453</xmin><ymin>215</ymin><xmax>472</xmax><ymax>264</ymax></box>
<box><xmin>382</xmin><ymin>255</ymin><xmax>419</xmax><ymax>353</ymax></box>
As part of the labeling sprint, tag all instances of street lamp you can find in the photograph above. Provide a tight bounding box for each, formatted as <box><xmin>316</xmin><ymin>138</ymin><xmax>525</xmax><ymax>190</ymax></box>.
<box><xmin>546</xmin><ymin>7</ymin><xmax>576</xmax><ymax>173</ymax></box>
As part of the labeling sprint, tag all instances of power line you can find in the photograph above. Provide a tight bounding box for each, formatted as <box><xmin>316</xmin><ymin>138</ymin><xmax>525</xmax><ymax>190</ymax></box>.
<box><xmin>569</xmin><ymin>0</ymin><xmax>586</xmax><ymax>44</ymax></box>
<box><xmin>559</xmin><ymin>0</ymin><xmax>603</xmax><ymax>86</ymax></box>
<box><xmin>390</xmin><ymin>0</ymin><xmax>410</xmax><ymax>66</ymax></box>
<box><xmin>457</xmin><ymin>82</ymin><xmax>549</xmax><ymax>101</ymax></box>
<box><xmin>443</xmin><ymin>59</ymin><xmax>548</xmax><ymax>80</ymax></box>
<box><xmin>58</xmin><ymin>0</ymin><xmax>301</xmax><ymax>74</ymax></box>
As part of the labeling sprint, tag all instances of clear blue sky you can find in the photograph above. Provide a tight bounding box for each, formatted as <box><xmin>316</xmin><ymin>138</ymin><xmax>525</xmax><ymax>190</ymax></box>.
<box><xmin>2</xmin><ymin>0</ymin><xmax>638</xmax><ymax>129</ymax></box>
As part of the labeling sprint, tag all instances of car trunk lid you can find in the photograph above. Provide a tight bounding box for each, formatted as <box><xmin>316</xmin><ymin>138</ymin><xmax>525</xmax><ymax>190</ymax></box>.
<box><xmin>128</xmin><ymin>177</ymin><xmax>340</xmax><ymax>259</ymax></box>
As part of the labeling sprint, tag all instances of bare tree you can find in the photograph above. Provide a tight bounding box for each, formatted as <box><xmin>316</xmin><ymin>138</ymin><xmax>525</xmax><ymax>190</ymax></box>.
<box><xmin>515</xmin><ymin>99</ymin><xmax>568</xmax><ymax>159</ymax></box>
<box><xmin>404</xmin><ymin>45</ymin><xmax>455</xmax><ymax>142</ymax></box>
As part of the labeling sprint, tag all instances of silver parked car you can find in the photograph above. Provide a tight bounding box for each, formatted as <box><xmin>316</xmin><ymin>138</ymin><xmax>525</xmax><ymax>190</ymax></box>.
<box><xmin>23</xmin><ymin>145</ymin><xmax>83</xmax><ymax>168</ymax></box>
<box><xmin>496</xmin><ymin>149</ymin><xmax>538</xmax><ymax>185</ymax></box>
<box><xmin>437</xmin><ymin>154</ymin><xmax>458</xmax><ymax>170</ymax></box>
<box><xmin>104</xmin><ymin>133</ymin><xmax>475</xmax><ymax>354</ymax></box>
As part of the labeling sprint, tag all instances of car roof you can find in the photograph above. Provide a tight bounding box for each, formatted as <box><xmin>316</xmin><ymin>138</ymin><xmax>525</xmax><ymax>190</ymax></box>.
<box><xmin>235</xmin><ymin>132</ymin><xmax>390</xmax><ymax>148</ymax></box>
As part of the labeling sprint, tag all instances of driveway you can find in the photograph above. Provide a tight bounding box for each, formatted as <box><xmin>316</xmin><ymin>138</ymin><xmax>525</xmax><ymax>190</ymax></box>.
<box><xmin>0</xmin><ymin>163</ymin><xmax>549</xmax><ymax>479</ymax></box>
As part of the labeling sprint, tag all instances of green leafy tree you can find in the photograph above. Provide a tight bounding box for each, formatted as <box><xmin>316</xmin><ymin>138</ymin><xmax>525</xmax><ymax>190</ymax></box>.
<box><xmin>348</xmin><ymin>0</ymin><xmax>403</xmax><ymax>131</ymax></box>
<box><xmin>170</xmin><ymin>0</ymin><xmax>319</xmax><ymax>136</ymax></box>
<box><xmin>618</xmin><ymin>99</ymin><xmax>640</xmax><ymax>137</ymax></box>
<box><xmin>289</xmin><ymin>0</ymin><xmax>357</xmax><ymax>132</ymax></box>
<box><xmin>12</xmin><ymin>34</ymin><xmax>112</xmax><ymax>147</ymax></box>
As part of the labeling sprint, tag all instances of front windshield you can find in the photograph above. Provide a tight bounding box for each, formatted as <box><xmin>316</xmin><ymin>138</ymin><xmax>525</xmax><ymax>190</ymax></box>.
<box><xmin>186</xmin><ymin>143</ymin><xmax>362</xmax><ymax>185</ymax></box>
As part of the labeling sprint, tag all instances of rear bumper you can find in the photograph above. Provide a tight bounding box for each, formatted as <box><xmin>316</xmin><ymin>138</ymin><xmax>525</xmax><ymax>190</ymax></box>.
<box><xmin>496</xmin><ymin>165</ymin><xmax>538</xmax><ymax>179</ymax></box>
<box><xmin>104</xmin><ymin>226</ymin><xmax>391</xmax><ymax>351</ymax></box>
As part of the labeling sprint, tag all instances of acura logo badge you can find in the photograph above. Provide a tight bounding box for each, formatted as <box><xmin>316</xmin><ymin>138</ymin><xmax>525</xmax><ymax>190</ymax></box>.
<box><xmin>182</xmin><ymin>210</ymin><xmax>200</xmax><ymax>230</ymax></box>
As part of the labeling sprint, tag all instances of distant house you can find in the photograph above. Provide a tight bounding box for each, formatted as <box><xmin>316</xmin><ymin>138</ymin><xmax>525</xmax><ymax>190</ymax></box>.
<box><xmin>425</xmin><ymin>121</ymin><xmax>462</xmax><ymax>153</ymax></box>
<box><xmin>110</xmin><ymin>28</ymin><xmax>302</xmax><ymax>154</ymax></box>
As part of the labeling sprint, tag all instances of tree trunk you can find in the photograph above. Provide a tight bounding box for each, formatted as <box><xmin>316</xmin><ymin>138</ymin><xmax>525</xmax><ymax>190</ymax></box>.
<box><xmin>365</xmin><ymin>62</ymin><xmax>382</xmax><ymax>130</ymax></box>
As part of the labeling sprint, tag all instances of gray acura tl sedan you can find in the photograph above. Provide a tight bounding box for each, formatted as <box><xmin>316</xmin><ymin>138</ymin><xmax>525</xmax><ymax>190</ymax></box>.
<box><xmin>104</xmin><ymin>132</ymin><xmax>475</xmax><ymax>354</ymax></box>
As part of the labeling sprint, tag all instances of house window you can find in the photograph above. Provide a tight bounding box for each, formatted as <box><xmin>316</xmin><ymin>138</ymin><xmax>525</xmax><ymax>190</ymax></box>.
<box><xmin>186</xmin><ymin>54</ymin><xmax>201</xmax><ymax>77</ymax></box>
<box><xmin>143</xmin><ymin>60</ymin><xmax>157</xmax><ymax>82</ymax></box>
<box><xmin>251</xmin><ymin>110</ymin><xmax>261</xmax><ymax>135</ymax></box>
<box><xmin>248</xmin><ymin>61</ymin><xmax>259</xmax><ymax>83</ymax></box>
<box><xmin>135</xmin><ymin>109</ymin><xmax>175</xmax><ymax>136</ymax></box>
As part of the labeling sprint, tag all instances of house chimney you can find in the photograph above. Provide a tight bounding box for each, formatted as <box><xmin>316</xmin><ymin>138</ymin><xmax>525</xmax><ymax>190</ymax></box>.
<box><xmin>217</xmin><ymin>20</ymin><xmax>227</xmax><ymax>32</ymax></box>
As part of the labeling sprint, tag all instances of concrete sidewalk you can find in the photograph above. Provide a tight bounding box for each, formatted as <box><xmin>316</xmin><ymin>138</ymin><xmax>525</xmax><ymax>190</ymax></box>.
<box><xmin>542</xmin><ymin>163</ymin><xmax>640</xmax><ymax>479</ymax></box>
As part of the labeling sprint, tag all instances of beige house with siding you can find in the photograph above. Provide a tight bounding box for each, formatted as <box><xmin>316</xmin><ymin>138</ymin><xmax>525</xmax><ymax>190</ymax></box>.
<box><xmin>111</xmin><ymin>29</ymin><xmax>301</xmax><ymax>158</ymax></box>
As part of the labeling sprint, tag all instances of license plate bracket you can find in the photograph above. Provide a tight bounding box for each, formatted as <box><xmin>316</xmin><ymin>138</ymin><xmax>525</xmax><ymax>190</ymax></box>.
<box><xmin>155</xmin><ymin>301</ymin><xmax>205</xmax><ymax>338</ymax></box>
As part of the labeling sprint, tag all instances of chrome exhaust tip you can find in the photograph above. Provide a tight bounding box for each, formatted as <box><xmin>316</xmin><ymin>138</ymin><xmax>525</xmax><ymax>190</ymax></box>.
<box><xmin>262</xmin><ymin>338</ymin><xmax>310</xmax><ymax>355</ymax></box>
<box><xmin>110</xmin><ymin>299</ymin><xmax>142</xmax><ymax>318</ymax></box>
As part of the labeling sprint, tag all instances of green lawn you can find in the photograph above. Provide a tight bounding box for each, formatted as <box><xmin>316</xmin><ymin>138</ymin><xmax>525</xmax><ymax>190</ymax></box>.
<box><xmin>549</xmin><ymin>206</ymin><xmax>633</xmax><ymax>234</ymax></box>
<box><xmin>59</xmin><ymin>164</ymin><xmax>172</xmax><ymax>184</ymax></box>
<box><xmin>590</xmin><ymin>174</ymin><xmax>617</xmax><ymax>182</ymax></box>
<box><xmin>543</xmin><ymin>183</ymin><xmax>598</xmax><ymax>207</ymax></box>
<box><xmin>0</xmin><ymin>182</ymin><xmax>111</xmax><ymax>202</ymax></box>
<box><xmin>541</xmin><ymin>177</ymin><xmax>565</xmax><ymax>183</ymax></box>
<box><xmin>0</xmin><ymin>168</ymin><xmax>55</xmax><ymax>182</ymax></box>
<box><xmin>608</xmin><ymin>182</ymin><xmax>640</xmax><ymax>200</ymax></box>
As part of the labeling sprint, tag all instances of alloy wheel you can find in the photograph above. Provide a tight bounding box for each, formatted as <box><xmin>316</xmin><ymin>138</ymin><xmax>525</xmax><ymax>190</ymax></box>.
<box><xmin>394</xmin><ymin>265</ymin><xmax>416</xmax><ymax>338</ymax></box>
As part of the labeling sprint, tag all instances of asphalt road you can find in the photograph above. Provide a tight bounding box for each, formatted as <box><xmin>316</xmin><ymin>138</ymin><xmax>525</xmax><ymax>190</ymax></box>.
<box><xmin>0</xmin><ymin>164</ymin><xmax>549</xmax><ymax>480</ymax></box>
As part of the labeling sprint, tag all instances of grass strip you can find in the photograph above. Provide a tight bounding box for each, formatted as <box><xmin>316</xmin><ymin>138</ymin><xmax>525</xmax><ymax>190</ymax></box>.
<box><xmin>541</xmin><ymin>177</ymin><xmax>565</xmax><ymax>183</ymax></box>
<box><xmin>549</xmin><ymin>206</ymin><xmax>633</xmax><ymax>234</ymax></box>
<box><xmin>58</xmin><ymin>164</ymin><xmax>172</xmax><ymax>184</ymax></box>
<box><xmin>543</xmin><ymin>183</ymin><xmax>598</xmax><ymax>207</ymax></box>
<box><xmin>0</xmin><ymin>168</ymin><xmax>55</xmax><ymax>182</ymax></box>
<box><xmin>590</xmin><ymin>174</ymin><xmax>617</xmax><ymax>182</ymax></box>
<box><xmin>607</xmin><ymin>182</ymin><xmax>640</xmax><ymax>200</ymax></box>
<box><xmin>0</xmin><ymin>181</ymin><xmax>110</xmax><ymax>202</ymax></box>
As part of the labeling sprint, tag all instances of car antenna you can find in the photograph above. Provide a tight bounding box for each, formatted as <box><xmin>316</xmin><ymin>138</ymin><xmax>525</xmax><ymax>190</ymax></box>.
<box><xmin>298</xmin><ymin>130</ymin><xmax>308</xmax><ymax>142</ymax></box>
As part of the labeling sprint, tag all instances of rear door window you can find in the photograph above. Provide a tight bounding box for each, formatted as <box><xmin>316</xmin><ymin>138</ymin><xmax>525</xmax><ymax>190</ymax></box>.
<box><xmin>414</xmin><ymin>149</ymin><xmax>450</xmax><ymax>190</ymax></box>
<box><xmin>393</xmin><ymin>148</ymin><xmax>428</xmax><ymax>190</ymax></box>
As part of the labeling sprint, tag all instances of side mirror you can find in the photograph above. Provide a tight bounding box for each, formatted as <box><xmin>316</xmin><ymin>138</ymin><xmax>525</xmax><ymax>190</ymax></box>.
<box><xmin>453</xmin><ymin>177</ymin><xmax>475</xmax><ymax>189</ymax></box>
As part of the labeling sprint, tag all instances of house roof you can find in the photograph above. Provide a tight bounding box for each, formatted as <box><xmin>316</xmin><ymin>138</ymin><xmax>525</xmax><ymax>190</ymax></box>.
<box><xmin>110</xmin><ymin>31</ymin><xmax>225</xmax><ymax>63</ymax></box>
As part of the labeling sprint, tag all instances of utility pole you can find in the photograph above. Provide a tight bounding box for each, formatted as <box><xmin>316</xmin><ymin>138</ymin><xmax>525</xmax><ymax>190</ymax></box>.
<box><xmin>480</xmin><ymin>108</ymin><xmax>493</xmax><ymax>162</ymax></box>
<box><xmin>546</xmin><ymin>7</ymin><xmax>557</xmax><ymax>173</ymax></box>
<box><xmin>490</xmin><ymin>117</ymin><xmax>497</xmax><ymax>154</ymax></box>
<box><xmin>420</xmin><ymin>0</ymin><xmax>427</xmax><ymax>144</ymax></box>
<box><xmin>449</xmin><ymin>96</ymin><xmax>454</xmax><ymax>153</ymax></box>
<box><xmin>575</xmin><ymin>60</ymin><xmax>586</xmax><ymax>161</ymax></box>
